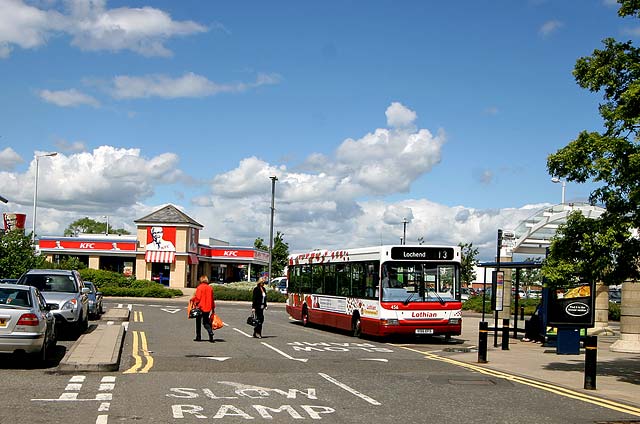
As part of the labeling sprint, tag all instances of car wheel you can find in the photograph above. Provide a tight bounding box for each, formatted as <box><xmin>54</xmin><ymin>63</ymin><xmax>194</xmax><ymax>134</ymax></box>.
<box><xmin>36</xmin><ymin>328</ymin><xmax>50</xmax><ymax>364</ymax></box>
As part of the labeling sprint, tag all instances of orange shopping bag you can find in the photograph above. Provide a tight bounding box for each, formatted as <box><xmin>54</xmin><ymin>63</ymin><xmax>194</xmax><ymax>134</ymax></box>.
<box><xmin>210</xmin><ymin>313</ymin><xmax>224</xmax><ymax>330</ymax></box>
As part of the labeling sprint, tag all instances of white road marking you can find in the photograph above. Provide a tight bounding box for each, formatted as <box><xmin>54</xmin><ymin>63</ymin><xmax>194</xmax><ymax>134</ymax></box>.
<box><xmin>203</xmin><ymin>357</ymin><xmax>231</xmax><ymax>361</ymax></box>
<box><xmin>96</xmin><ymin>414</ymin><xmax>108</xmax><ymax>424</ymax></box>
<box><xmin>359</xmin><ymin>358</ymin><xmax>388</xmax><ymax>362</ymax></box>
<box><xmin>65</xmin><ymin>383</ymin><xmax>82</xmax><ymax>391</ymax></box>
<box><xmin>318</xmin><ymin>373</ymin><xmax>381</xmax><ymax>406</ymax></box>
<box><xmin>233</xmin><ymin>328</ymin><xmax>254</xmax><ymax>337</ymax></box>
<box><xmin>161</xmin><ymin>308</ymin><xmax>181</xmax><ymax>314</ymax></box>
<box><xmin>70</xmin><ymin>376</ymin><xmax>85</xmax><ymax>383</ymax></box>
<box><xmin>261</xmin><ymin>342</ymin><xmax>308</xmax><ymax>362</ymax></box>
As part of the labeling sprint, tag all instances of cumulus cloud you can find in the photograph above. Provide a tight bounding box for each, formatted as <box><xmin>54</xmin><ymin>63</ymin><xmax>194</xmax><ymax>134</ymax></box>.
<box><xmin>385</xmin><ymin>102</ymin><xmax>417</xmax><ymax>129</ymax></box>
<box><xmin>0</xmin><ymin>147</ymin><xmax>24</xmax><ymax>171</ymax></box>
<box><xmin>39</xmin><ymin>89</ymin><xmax>100</xmax><ymax>107</ymax></box>
<box><xmin>110</xmin><ymin>72</ymin><xmax>281</xmax><ymax>99</ymax></box>
<box><xmin>0</xmin><ymin>0</ymin><xmax>207</xmax><ymax>58</ymax></box>
<box><xmin>0</xmin><ymin>146</ymin><xmax>184</xmax><ymax>212</ymax></box>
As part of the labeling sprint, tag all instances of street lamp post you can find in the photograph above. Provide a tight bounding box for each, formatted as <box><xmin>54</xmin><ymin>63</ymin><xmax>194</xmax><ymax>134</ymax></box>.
<box><xmin>402</xmin><ymin>218</ymin><xmax>408</xmax><ymax>245</ymax></box>
<box><xmin>103</xmin><ymin>215</ymin><xmax>109</xmax><ymax>235</ymax></box>
<box><xmin>32</xmin><ymin>152</ymin><xmax>57</xmax><ymax>244</ymax></box>
<box><xmin>551</xmin><ymin>177</ymin><xmax>566</xmax><ymax>204</ymax></box>
<box><xmin>268</xmin><ymin>176</ymin><xmax>278</xmax><ymax>282</ymax></box>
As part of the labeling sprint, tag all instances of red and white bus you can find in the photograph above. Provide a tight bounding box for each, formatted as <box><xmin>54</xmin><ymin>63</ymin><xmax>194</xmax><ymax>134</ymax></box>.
<box><xmin>286</xmin><ymin>245</ymin><xmax>463</xmax><ymax>338</ymax></box>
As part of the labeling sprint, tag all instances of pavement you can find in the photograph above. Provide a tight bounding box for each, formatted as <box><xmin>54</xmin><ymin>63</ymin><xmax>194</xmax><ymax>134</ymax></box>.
<box><xmin>57</xmin><ymin>294</ymin><xmax>640</xmax><ymax>412</ymax></box>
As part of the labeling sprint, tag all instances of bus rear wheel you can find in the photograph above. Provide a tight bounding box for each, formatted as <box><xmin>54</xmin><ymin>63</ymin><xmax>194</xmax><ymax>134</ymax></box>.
<box><xmin>352</xmin><ymin>315</ymin><xmax>362</xmax><ymax>338</ymax></box>
<box><xmin>301</xmin><ymin>308</ymin><xmax>309</xmax><ymax>327</ymax></box>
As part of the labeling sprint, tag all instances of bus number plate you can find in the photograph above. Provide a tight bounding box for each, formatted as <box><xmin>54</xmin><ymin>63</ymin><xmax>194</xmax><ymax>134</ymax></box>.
<box><xmin>415</xmin><ymin>329</ymin><xmax>433</xmax><ymax>334</ymax></box>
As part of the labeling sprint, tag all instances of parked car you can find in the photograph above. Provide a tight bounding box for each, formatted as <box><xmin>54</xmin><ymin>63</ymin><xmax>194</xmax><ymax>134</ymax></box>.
<box><xmin>84</xmin><ymin>281</ymin><xmax>103</xmax><ymax>319</ymax></box>
<box><xmin>271</xmin><ymin>277</ymin><xmax>288</xmax><ymax>295</ymax></box>
<box><xmin>609</xmin><ymin>289</ymin><xmax>621</xmax><ymax>304</ymax></box>
<box><xmin>527</xmin><ymin>289</ymin><xmax>542</xmax><ymax>299</ymax></box>
<box><xmin>0</xmin><ymin>284</ymin><xmax>57</xmax><ymax>362</ymax></box>
<box><xmin>1</xmin><ymin>278</ymin><xmax>18</xmax><ymax>284</ymax></box>
<box><xmin>16</xmin><ymin>269</ymin><xmax>89</xmax><ymax>335</ymax></box>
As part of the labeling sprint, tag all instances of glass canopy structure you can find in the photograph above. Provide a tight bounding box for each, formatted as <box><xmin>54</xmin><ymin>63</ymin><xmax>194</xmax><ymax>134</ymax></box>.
<box><xmin>504</xmin><ymin>202</ymin><xmax>605</xmax><ymax>256</ymax></box>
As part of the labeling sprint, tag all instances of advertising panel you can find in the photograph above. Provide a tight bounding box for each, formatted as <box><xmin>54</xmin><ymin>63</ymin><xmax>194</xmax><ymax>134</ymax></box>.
<box><xmin>146</xmin><ymin>226</ymin><xmax>176</xmax><ymax>252</ymax></box>
<box><xmin>3</xmin><ymin>212</ymin><xmax>26</xmax><ymax>232</ymax></box>
<box><xmin>546</xmin><ymin>281</ymin><xmax>595</xmax><ymax>328</ymax></box>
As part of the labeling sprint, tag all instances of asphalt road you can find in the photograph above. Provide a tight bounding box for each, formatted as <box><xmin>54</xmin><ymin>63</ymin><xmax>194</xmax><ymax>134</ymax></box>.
<box><xmin>1</xmin><ymin>299</ymin><xmax>635</xmax><ymax>423</ymax></box>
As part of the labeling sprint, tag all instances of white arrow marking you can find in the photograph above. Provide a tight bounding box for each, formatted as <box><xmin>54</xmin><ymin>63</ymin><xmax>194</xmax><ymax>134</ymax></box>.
<box><xmin>261</xmin><ymin>342</ymin><xmax>308</xmax><ymax>362</ymax></box>
<box><xmin>160</xmin><ymin>308</ymin><xmax>181</xmax><ymax>314</ymax></box>
<box><xmin>359</xmin><ymin>358</ymin><xmax>388</xmax><ymax>362</ymax></box>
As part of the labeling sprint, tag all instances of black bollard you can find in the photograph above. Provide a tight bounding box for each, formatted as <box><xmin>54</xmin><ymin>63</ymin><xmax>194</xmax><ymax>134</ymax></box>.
<box><xmin>478</xmin><ymin>321</ymin><xmax>488</xmax><ymax>363</ymax></box>
<box><xmin>584</xmin><ymin>335</ymin><xmax>598</xmax><ymax>390</ymax></box>
<box><xmin>520</xmin><ymin>306</ymin><xmax>525</xmax><ymax>321</ymax></box>
<box><xmin>501</xmin><ymin>318</ymin><xmax>510</xmax><ymax>350</ymax></box>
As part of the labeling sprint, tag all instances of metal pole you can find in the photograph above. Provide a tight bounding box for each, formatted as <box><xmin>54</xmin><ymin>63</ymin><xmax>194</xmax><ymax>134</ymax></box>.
<box><xmin>501</xmin><ymin>318</ymin><xmax>510</xmax><ymax>350</ymax></box>
<box><xmin>494</xmin><ymin>229</ymin><xmax>502</xmax><ymax>347</ymax></box>
<box><xmin>31</xmin><ymin>152</ymin><xmax>57</xmax><ymax>245</ymax></box>
<box><xmin>584</xmin><ymin>335</ymin><xmax>597</xmax><ymax>390</ymax></box>
<box><xmin>478</xmin><ymin>321</ymin><xmax>488</xmax><ymax>363</ymax></box>
<box><xmin>32</xmin><ymin>156</ymin><xmax>39</xmax><ymax>245</ymax></box>
<box><xmin>402</xmin><ymin>218</ymin><xmax>408</xmax><ymax>245</ymax></box>
<box><xmin>268</xmin><ymin>176</ymin><xmax>278</xmax><ymax>282</ymax></box>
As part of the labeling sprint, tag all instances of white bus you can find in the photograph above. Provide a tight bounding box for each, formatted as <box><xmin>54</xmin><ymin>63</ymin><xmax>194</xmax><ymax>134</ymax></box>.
<box><xmin>286</xmin><ymin>245</ymin><xmax>463</xmax><ymax>338</ymax></box>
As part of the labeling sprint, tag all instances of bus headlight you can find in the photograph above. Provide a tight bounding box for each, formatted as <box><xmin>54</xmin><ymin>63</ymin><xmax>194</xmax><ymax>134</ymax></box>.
<box><xmin>448</xmin><ymin>318</ymin><xmax>460</xmax><ymax>325</ymax></box>
<box><xmin>382</xmin><ymin>319</ymin><xmax>399</xmax><ymax>326</ymax></box>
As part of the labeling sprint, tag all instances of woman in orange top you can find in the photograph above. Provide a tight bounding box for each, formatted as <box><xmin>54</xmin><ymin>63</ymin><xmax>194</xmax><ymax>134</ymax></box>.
<box><xmin>190</xmin><ymin>275</ymin><xmax>216</xmax><ymax>342</ymax></box>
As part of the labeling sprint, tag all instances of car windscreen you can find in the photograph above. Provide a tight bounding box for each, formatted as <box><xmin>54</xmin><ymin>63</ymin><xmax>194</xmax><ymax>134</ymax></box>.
<box><xmin>0</xmin><ymin>287</ymin><xmax>32</xmax><ymax>307</ymax></box>
<box><xmin>19</xmin><ymin>274</ymin><xmax>77</xmax><ymax>293</ymax></box>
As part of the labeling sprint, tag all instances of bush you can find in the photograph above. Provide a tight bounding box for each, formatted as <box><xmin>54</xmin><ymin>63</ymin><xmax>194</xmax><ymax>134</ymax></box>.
<box><xmin>609</xmin><ymin>302</ymin><xmax>620</xmax><ymax>321</ymax></box>
<box><xmin>78</xmin><ymin>269</ymin><xmax>181</xmax><ymax>297</ymax></box>
<box><xmin>211</xmin><ymin>283</ymin><xmax>286</xmax><ymax>303</ymax></box>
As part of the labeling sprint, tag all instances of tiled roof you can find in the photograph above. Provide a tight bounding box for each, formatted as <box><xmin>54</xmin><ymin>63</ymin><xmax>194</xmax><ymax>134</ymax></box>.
<box><xmin>134</xmin><ymin>204</ymin><xmax>203</xmax><ymax>228</ymax></box>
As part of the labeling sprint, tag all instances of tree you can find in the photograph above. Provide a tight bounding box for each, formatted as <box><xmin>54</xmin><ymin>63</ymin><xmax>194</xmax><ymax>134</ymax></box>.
<box><xmin>64</xmin><ymin>217</ymin><xmax>130</xmax><ymax>236</ymax></box>
<box><xmin>0</xmin><ymin>230</ymin><xmax>45</xmax><ymax>278</ymax></box>
<box><xmin>545</xmin><ymin>1</ymin><xmax>640</xmax><ymax>287</ymax></box>
<box><xmin>544</xmin><ymin>0</ymin><xmax>640</xmax><ymax>352</ymax></box>
<box><xmin>458</xmin><ymin>242</ymin><xmax>478</xmax><ymax>287</ymax></box>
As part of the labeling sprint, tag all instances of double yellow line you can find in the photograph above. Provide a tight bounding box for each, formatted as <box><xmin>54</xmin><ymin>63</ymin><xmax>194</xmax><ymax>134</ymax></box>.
<box><xmin>123</xmin><ymin>330</ymin><xmax>154</xmax><ymax>374</ymax></box>
<box><xmin>392</xmin><ymin>344</ymin><xmax>640</xmax><ymax>417</ymax></box>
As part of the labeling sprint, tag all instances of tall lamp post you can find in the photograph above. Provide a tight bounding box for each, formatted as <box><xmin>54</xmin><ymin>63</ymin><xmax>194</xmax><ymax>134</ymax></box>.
<box><xmin>402</xmin><ymin>218</ymin><xmax>408</xmax><ymax>245</ymax></box>
<box><xmin>103</xmin><ymin>215</ymin><xmax>109</xmax><ymax>235</ymax></box>
<box><xmin>268</xmin><ymin>176</ymin><xmax>278</xmax><ymax>282</ymax></box>
<box><xmin>551</xmin><ymin>177</ymin><xmax>566</xmax><ymax>204</ymax></box>
<box><xmin>32</xmin><ymin>152</ymin><xmax>57</xmax><ymax>244</ymax></box>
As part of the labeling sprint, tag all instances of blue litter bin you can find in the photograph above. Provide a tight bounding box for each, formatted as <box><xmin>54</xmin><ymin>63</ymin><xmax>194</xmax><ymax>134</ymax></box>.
<box><xmin>556</xmin><ymin>328</ymin><xmax>580</xmax><ymax>355</ymax></box>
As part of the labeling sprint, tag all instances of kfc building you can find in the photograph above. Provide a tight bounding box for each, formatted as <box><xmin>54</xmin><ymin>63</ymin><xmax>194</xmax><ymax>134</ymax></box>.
<box><xmin>38</xmin><ymin>205</ymin><xmax>269</xmax><ymax>288</ymax></box>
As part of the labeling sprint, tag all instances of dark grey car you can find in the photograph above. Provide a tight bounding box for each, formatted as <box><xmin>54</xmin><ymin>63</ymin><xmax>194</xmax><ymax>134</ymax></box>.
<box><xmin>17</xmin><ymin>269</ymin><xmax>89</xmax><ymax>335</ymax></box>
<box><xmin>84</xmin><ymin>281</ymin><xmax>103</xmax><ymax>319</ymax></box>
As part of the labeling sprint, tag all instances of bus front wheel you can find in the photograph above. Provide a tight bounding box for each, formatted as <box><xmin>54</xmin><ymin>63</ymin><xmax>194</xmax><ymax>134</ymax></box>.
<box><xmin>352</xmin><ymin>315</ymin><xmax>362</xmax><ymax>338</ymax></box>
<box><xmin>301</xmin><ymin>308</ymin><xmax>309</xmax><ymax>327</ymax></box>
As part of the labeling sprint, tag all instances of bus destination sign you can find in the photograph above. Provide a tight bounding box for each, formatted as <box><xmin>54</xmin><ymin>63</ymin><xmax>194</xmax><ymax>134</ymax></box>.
<box><xmin>391</xmin><ymin>247</ymin><xmax>454</xmax><ymax>261</ymax></box>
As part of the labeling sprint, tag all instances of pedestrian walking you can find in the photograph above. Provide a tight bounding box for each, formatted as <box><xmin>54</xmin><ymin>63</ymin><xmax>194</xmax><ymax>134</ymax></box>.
<box><xmin>251</xmin><ymin>276</ymin><xmax>268</xmax><ymax>338</ymax></box>
<box><xmin>190</xmin><ymin>275</ymin><xmax>216</xmax><ymax>342</ymax></box>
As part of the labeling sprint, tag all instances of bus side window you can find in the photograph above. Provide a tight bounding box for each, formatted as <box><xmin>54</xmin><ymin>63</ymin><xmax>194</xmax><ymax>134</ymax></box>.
<box><xmin>337</xmin><ymin>264</ymin><xmax>350</xmax><ymax>296</ymax></box>
<box><xmin>351</xmin><ymin>263</ymin><xmax>364</xmax><ymax>298</ymax></box>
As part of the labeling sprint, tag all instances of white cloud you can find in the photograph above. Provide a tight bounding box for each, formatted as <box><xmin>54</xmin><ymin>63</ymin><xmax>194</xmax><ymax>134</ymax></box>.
<box><xmin>539</xmin><ymin>20</ymin><xmax>563</xmax><ymax>37</ymax></box>
<box><xmin>385</xmin><ymin>102</ymin><xmax>417</xmax><ymax>129</ymax></box>
<box><xmin>0</xmin><ymin>146</ymin><xmax>184</xmax><ymax>212</ymax></box>
<box><xmin>39</xmin><ymin>89</ymin><xmax>100</xmax><ymax>107</ymax></box>
<box><xmin>110</xmin><ymin>72</ymin><xmax>281</xmax><ymax>99</ymax></box>
<box><xmin>0</xmin><ymin>147</ymin><xmax>24</xmax><ymax>171</ymax></box>
<box><xmin>0</xmin><ymin>0</ymin><xmax>206</xmax><ymax>58</ymax></box>
<box><xmin>54</xmin><ymin>139</ymin><xmax>87</xmax><ymax>153</ymax></box>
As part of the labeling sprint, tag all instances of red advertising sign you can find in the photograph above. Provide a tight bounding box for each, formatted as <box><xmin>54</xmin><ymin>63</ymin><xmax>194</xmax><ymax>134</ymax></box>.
<box><xmin>39</xmin><ymin>240</ymin><xmax>136</xmax><ymax>251</ymax></box>
<box><xmin>3</xmin><ymin>213</ymin><xmax>26</xmax><ymax>232</ymax></box>
<box><xmin>146</xmin><ymin>226</ymin><xmax>176</xmax><ymax>252</ymax></box>
<box><xmin>199</xmin><ymin>248</ymin><xmax>255</xmax><ymax>258</ymax></box>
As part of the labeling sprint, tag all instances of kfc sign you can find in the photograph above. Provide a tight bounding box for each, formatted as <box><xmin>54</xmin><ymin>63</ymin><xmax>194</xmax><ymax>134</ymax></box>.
<box><xmin>39</xmin><ymin>239</ymin><xmax>136</xmax><ymax>251</ymax></box>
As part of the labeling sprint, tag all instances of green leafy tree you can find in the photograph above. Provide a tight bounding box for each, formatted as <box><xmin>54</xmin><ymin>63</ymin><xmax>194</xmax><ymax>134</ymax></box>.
<box><xmin>0</xmin><ymin>230</ymin><xmax>45</xmax><ymax>278</ymax></box>
<box><xmin>64</xmin><ymin>217</ymin><xmax>130</xmax><ymax>236</ymax></box>
<box><xmin>458</xmin><ymin>242</ymin><xmax>478</xmax><ymax>286</ymax></box>
<box><xmin>545</xmin><ymin>0</ymin><xmax>640</xmax><ymax>287</ymax></box>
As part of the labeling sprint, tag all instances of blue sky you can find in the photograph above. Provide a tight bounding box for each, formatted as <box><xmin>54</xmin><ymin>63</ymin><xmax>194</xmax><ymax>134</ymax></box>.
<box><xmin>0</xmin><ymin>0</ymin><xmax>632</xmax><ymax>260</ymax></box>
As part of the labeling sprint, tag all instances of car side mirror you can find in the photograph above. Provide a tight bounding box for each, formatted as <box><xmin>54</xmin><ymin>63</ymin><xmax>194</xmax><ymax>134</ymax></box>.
<box><xmin>96</xmin><ymin>291</ymin><xmax>102</xmax><ymax>296</ymax></box>
<box><xmin>82</xmin><ymin>287</ymin><xmax>90</xmax><ymax>294</ymax></box>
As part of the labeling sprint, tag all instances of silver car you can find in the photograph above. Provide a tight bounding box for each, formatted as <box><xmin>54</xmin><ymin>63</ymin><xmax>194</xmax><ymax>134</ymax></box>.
<box><xmin>0</xmin><ymin>284</ymin><xmax>57</xmax><ymax>362</ymax></box>
<box><xmin>17</xmin><ymin>269</ymin><xmax>89</xmax><ymax>335</ymax></box>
